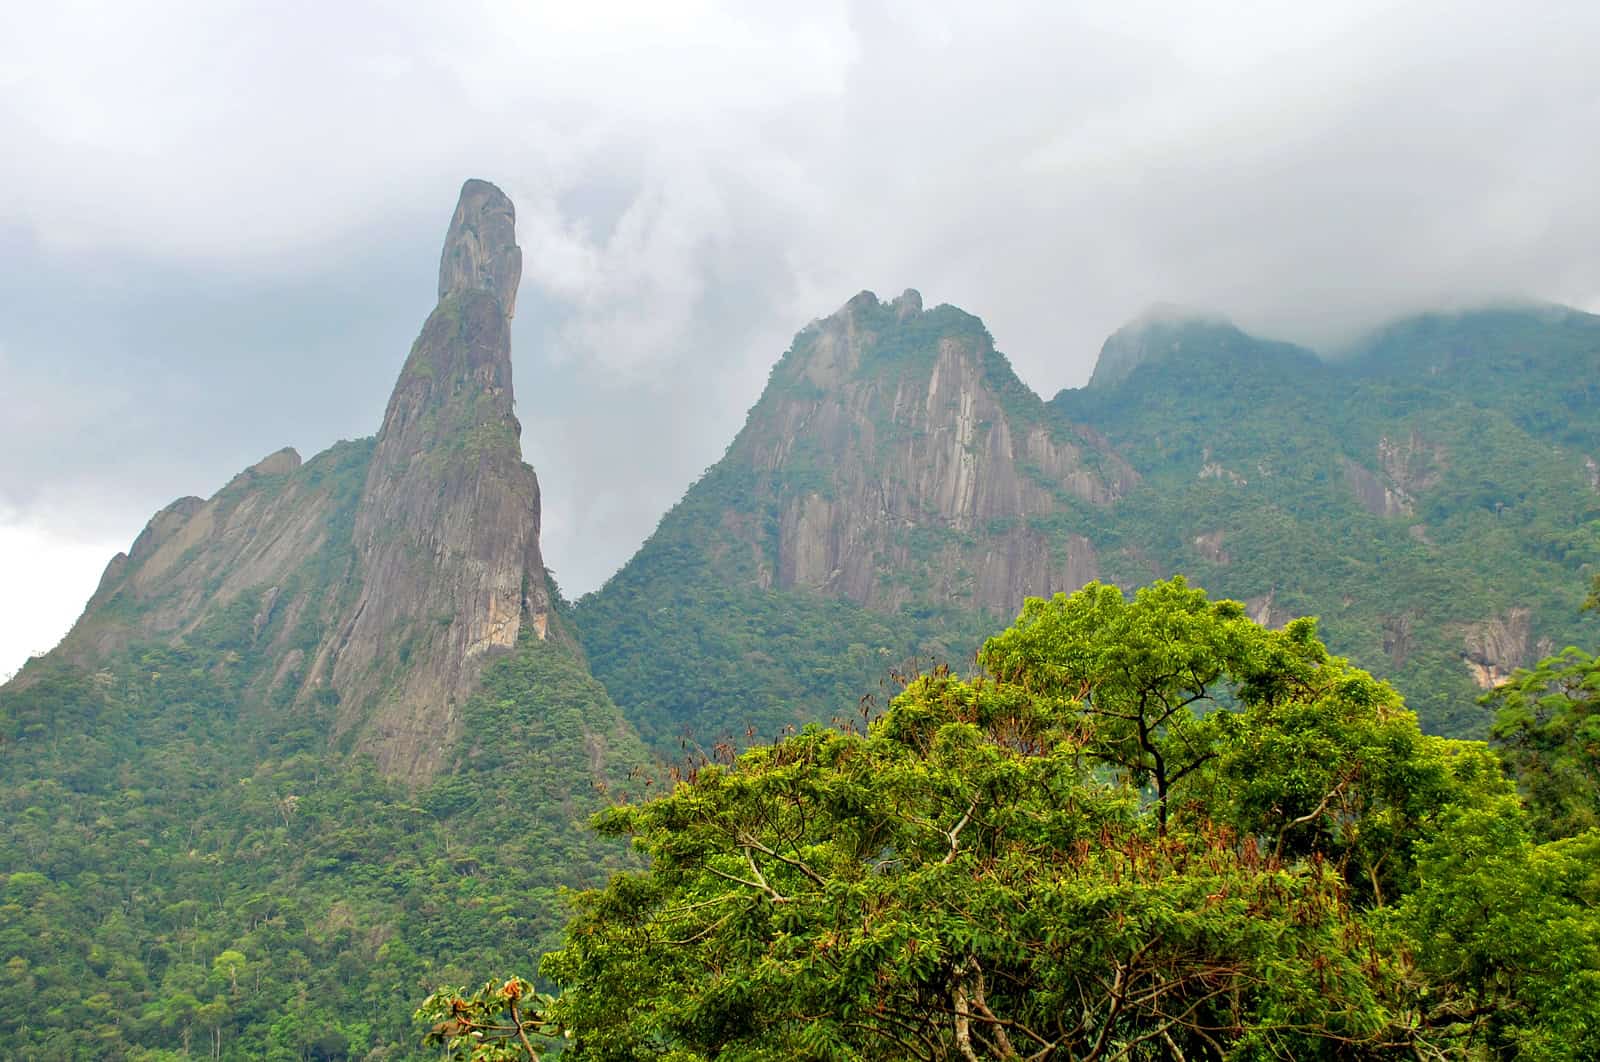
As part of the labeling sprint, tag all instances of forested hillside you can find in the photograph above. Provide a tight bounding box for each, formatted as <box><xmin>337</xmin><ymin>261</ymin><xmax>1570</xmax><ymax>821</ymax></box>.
<box><xmin>1053</xmin><ymin>306</ymin><xmax>1600</xmax><ymax>735</ymax></box>
<box><xmin>577</xmin><ymin>291</ymin><xmax>1133</xmax><ymax>756</ymax></box>
<box><xmin>583</xmin><ymin>299</ymin><xmax>1600</xmax><ymax>750</ymax></box>
<box><xmin>0</xmin><ymin>624</ymin><xmax>644</xmax><ymax>1057</ymax></box>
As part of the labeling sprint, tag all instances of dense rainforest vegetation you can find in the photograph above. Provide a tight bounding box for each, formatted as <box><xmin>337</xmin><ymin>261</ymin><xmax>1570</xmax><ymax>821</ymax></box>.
<box><xmin>430</xmin><ymin>577</ymin><xmax>1600</xmax><ymax>1060</ymax></box>
<box><xmin>571</xmin><ymin>458</ymin><xmax>999</xmax><ymax>756</ymax></box>
<box><xmin>5</xmin><ymin>567</ymin><xmax>1597</xmax><ymax>1058</ymax></box>
<box><xmin>1051</xmin><ymin>309</ymin><xmax>1600</xmax><ymax>737</ymax></box>
<box><xmin>0</xmin><ymin>625</ymin><xmax>646</xmax><ymax>1059</ymax></box>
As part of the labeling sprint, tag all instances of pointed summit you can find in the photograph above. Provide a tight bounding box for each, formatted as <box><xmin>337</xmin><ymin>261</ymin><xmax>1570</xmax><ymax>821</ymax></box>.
<box><xmin>438</xmin><ymin>178</ymin><xmax>523</xmax><ymax>317</ymax></box>
<box><xmin>0</xmin><ymin>181</ymin><xmax>654</xmax><ymax>1051</ymax></box>
<box><xmin>315</xmin><ymin>179</ymin><xmax>554</xmax><ymax>780</ymax></box>
<box><xmin>726</xmin><ymin>293</ymin><xmax>1134</xmax><ymax>611</ymax></box>
<box><xmin>577</xmin><ymin>292</ymin><xmax>1136</xmax><ymax>753</ymax></box>
<box><xmin>32</xmin><ymin>179</ymin><xmax>558</xmax><ymax>784</ymax></box>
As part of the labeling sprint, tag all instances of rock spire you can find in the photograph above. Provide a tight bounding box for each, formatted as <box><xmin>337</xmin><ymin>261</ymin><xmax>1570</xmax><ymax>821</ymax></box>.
<box><xmin>314</xmin><ymin>178</ymin><xmax>552</xmax><ymax>780</ymax></box>
<box><xmin>438</xmin><ymin>178</ymin><xmax>523</xmax><ymax>317</ymax></box>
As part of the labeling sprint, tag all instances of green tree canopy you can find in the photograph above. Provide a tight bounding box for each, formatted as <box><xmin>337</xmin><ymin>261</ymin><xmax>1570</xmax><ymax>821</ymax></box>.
<box><xmin>540</xmin><ymin>579</ymin><xmax>1527</xmax><ymax>1060</ymax></box>
<box><xmin>1488</xmin><ymin>645</ymin><xmax>1600</xmax><ymax>839</ymax></box>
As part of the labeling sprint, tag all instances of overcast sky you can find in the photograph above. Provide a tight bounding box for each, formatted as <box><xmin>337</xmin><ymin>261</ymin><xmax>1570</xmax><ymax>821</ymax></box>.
<box><xmin>3</xmin><ymin>0</ymin><xmax>1599</xmax><ymax>678</ymax></box>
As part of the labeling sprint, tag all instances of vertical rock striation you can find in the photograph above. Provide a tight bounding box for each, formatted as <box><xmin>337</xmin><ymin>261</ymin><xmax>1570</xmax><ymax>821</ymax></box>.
<box><xmin>438</xmin><ymin>178</ymin><xmax>524</xmax><ymax>317</ymax></box>
<box><xmin>312</xmin><ymin>179</ymin><xmax>553</xmax><ymax>781</ymax></box>
<box><xmin>576</xmin><ymin>289</ymin><xmax>1136</xmax><ymax>755</ymax></box>
<box><xmin>718</xmin><ymin>290</ymin><xmax>1133</xmax><ymax>616</ymax></box>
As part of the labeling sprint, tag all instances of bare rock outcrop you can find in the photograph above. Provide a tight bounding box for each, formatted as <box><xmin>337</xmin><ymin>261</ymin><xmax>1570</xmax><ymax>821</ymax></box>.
<box><xmin>313</xmin><ymin>180</ymin><xmax>552</xmax><ymax>781</ymax></box>
<box><xmin>1245</xmin><ymin>590</ymin><xmax>1295</xmax><ymax>629</ymax></box>
<box><xmin>438</xmin><ymin>178</ymin><xmax>523</xmax><ymax>318</ymax></box>
<box><xmin>1461</xmin><ymin>608</ymin><xmax>1532</xmax><ymax>689</ymax></box>
<box><xmin>59</xmin><ymin>453</ymin><xmax>354</xmax><ymax>666</ymax></box>
<box><xmin>1342</xmin><ymin>459</ymin><xmax>1412</xmax><ymax>518</ymax></box>
<box><xmin>1344</xmin><ymin>430</ymin><xmax>1446</xmax><ymax>517</ymax></box>
<box><xmin>246</xmin><ymin>447</ymin><xmax>302</xmax><ymax>478</ymax></box>
<box><xmin>720</xmin><ymin>291</ymin><xmax>1133</xmax><ymax>617</ymax></box>
<box><xmin>1382</xmin><ymin>611</ymin><xmax>1416</xmax><ymax>668</ymax></box>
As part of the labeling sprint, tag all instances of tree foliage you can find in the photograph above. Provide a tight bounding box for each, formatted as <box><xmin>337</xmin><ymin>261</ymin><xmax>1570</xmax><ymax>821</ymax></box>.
<box><xmin>542</xmin><ymin>579</ymin><xmax>1589</xmax><ymax>1060</ymax></box>
<box><xmin>0</xmin><ymin>629</ymin><xmax>644</xmax><ymax>1059</ymax></box>
<box><xmin>416</xmin><ymin>977</ymin><xmax>561</xmax><ymax>1061</ymax></box>
<box><xmin>1487</xmin><ymin>645</ymin><xmax>1600</xmax><ymax>839</ymax></box>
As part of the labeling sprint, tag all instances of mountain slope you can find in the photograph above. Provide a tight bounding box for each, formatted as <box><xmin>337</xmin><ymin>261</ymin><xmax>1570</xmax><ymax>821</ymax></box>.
<box><xmin>39</xmin><ymin>180</ymin><xmax>559</xmax><ymax>785</ymax></box>
<box><xmin>0</xmin><ymin>180</ymin><xmax>650</xmax><ymax>1059</ymax></box>
<box><xmin>584</xmin><ymin>298</ymin><xmax>1598</xmax><ymax>751</ymax></box>
<box><xmin>577</xmin><ymin>290</ymin><xmax>1134</xmax><ymax>753</ymax></box>
<box><xmin>1051</xmin><ymin>307</ymin><xmax>1600</xmax><ymax>734</ymax></box>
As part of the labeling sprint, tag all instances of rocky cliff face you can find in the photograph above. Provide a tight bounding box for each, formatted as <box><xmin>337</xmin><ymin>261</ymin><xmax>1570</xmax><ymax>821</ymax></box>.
<box><xmin>309</xmin><ymin>179</ymin><xmax>553</xmax><ymax>780</ymax></box>
<box><xmin>576</xmin><ymin>291</ymin><xmax>1139</xmax><ymax>755</ymax></box>
<box><xmin>1460</xmin><ymin>608</ymin><xmax>1555</xmax><ymax>689</ymax></box>
<box><xmin>48</xmin><ymin>441</ymin><xmax>368</xmax><ymax>679</ymax></box>
<box><xmin>581</xmin><ymin>296</ymin><xmax>1599</xmax><ymax>748</ymax></box>
<box><xmin>722</xmin><ymin>290</ymin><xmax>1134</xmax><ymax>616</ymax></box>
<box><xmin>1343</xmin><ymin>430</ymin><xmax>1447</xmax><ymax>518</ymax></box>
<box><xmin>438</xmin><ymin>178</ymin><xmax>523</xmax><ymax>317</ymax></box>
<box><xmin>37</xmin><ymin>179</ymin><xmax>559</xmax><ymax>784</ymax></box>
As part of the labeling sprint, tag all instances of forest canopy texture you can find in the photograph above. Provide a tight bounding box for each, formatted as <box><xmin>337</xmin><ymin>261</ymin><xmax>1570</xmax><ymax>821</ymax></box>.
<box><xmin>427</xmin><ymin>578</ymin><xmax>1600</xmax><ymax>1062</ymax></box>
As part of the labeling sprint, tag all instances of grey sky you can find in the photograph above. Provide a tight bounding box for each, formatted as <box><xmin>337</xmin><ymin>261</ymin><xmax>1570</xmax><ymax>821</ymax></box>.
<box><xmin>4</xmin><ymin>0</ymin><xmax>1599</xmax><ymax>676</ymax></box>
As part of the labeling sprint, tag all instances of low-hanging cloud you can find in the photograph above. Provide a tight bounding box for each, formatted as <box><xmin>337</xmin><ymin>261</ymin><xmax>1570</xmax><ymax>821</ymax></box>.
<box><xmin>3</xmin><ymin>0</ymin><xmax>1599</xmax><ymax>674</ymax></box>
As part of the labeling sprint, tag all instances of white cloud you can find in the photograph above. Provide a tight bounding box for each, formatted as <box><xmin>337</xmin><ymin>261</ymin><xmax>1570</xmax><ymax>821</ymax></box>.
<box><xmin>0</xmin><ymin>516</ymin><xmax>126</xmax><ymax>679</ymax></box>
<box><xmin>5</xmin><ymin>0</ymin><xmax>1600</xmax><ymax>637</ymax></box>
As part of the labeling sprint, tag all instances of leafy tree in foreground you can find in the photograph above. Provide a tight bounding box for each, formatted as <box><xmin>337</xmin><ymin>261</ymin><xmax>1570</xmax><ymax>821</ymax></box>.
<box><xmin>1488</xmin><ymin>645</ymin><xmax>1600</xmax><ymax>839</ymax></box>
<box><xmin>416</xmin><ymin>977</ymin><xmax>561</xmax><ymax>1061</ymax></box>
<box><xmin>976</xmin><ymin>578</ymin><xmax>1255</xmax><ymax>835</ymax></box>
<box><xmin>539</xmin><ymin>579</ymin><xmax>1512</xmax><ymax>1060</ymax></box>
<box><xmin>1393</xmin><ymin>794</ymin><xmax>1600</xmax><ymax>1058</ymax></box>
<box><xmin>977</xmin><ymin>579</ymin><xmax>1463</xmax><ymax>905</ymax></box>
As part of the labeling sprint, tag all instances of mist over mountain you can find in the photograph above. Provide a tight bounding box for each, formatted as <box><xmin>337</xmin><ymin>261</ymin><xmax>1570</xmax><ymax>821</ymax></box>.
<box><xmin>3</xmin><ymin>163</ymin><xmax>1599</xmax><ymax>1055</ymax></box>
<box><xmin>9</xmin><ymin>4</ymin><xmax>1600</xmax><ymax>688</ymax></box>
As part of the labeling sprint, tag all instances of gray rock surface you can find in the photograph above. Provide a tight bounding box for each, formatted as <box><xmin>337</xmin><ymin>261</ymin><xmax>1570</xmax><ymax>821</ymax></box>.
<box><xmin>41</xmin><ymin>179</ymin><xmax>556</xmax><ymax>784</ymax></box>
<box><xmin>438</xmin><ymin>178</ymin><xmax>523</xmax><ymax>318</ymax></box>
<box><xmin>1461</xmin><ymin>608</ymin><xmax>1532</xmax><ymax>689</ymax></box>
<box><xmin>720</xmin><ymin>291</ymin><xmax>1133</xmax><ymax>617</ymax></box>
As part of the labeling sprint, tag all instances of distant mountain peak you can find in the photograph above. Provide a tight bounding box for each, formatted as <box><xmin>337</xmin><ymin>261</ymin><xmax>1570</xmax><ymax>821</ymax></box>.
<box><xmin>710</xmin><ymin>294</ymin><xmax>1133</xmax><ymax>613</ymax></box>
<box><xmin>31</xmin><ymin>179</ymin><xmax>560</xmax><ymax>784</ymax></box>
<box><xmin>1087</xmin><ymin>307</ymin><xmax>1245</xmax><ymax>389</ymax></box>
<box><xmin>892</xmin><ymin>288</ymin><xmax>923</xmax><ymax>318</ymax></box>
<box><xmin>825</xmin><ymin>288</ymin><xmax>926</xmax><ymax>323</ymax></box>
<box><xmin>324</xmin><ymin>178</ymin><xmax>553</xmax><ymax>780</ymax></box>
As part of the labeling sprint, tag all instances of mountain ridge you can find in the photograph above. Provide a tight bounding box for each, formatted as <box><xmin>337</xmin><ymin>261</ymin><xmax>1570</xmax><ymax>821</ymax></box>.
<box><xmin>577</xmin><ymin>289</ymin><xmax>1141</xmax><ymax>753</ymax></box>
<box><xmin>3</xmin><ymin>179</ymin><xmax>1599</xmax><ymax>1056</ymax></box>
<box><xmin>583</xmin><ymin>296</ymin><xmax>1599</xmax><ymax>747</ymax></box>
